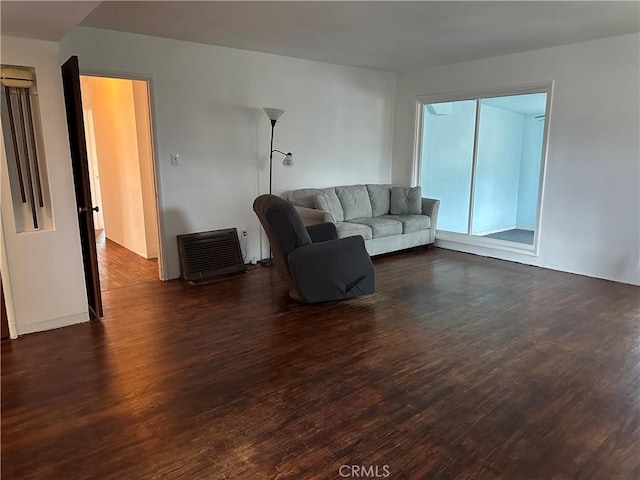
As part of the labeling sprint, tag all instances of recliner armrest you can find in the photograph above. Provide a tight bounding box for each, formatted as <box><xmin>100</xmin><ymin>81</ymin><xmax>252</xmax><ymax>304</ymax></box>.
<box><xmin>306</xmin><ymin>222</ymin><xmax>338</xmax><ymax>243</ymax></box>
<box><xmin>287</xmin><ymin>236</ymin><xmax>375</xmax><ymax>303</ymax></box>
<box><xmin>421</xmin><ymin>198</ymin><xmax>440</xmax><ymax>243</ymax></box>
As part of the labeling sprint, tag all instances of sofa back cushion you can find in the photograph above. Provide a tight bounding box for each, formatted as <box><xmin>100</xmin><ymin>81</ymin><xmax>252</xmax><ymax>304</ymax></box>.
<box><xmin>366</xmin><ymin>184</ymin><xmax>393</xmax><ymax>217</ymax></box>
<box><xmin>336</xmin><ymin>185</ymin><xmax>373</xmax><ymax>220</ymax></box>
<box><xmin>313</xmin><ymin>192</ymin><xmax>344</xmax><ymax>222</ymax></box>
<box><xmin>283</xmin><ymin>187</ymin><xmax>336</xmax><ymax>208</ymax></box>
<box><xmin>390</xmin><ymin>186</ymin><xmax>422</xmax><ymax>215</ymax></box>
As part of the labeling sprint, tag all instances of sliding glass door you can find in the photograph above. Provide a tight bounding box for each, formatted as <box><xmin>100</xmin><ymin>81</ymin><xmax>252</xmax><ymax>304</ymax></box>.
<box><xmin>418</xmin><ymin>87</ymin><xmax>549</xmax><ymax>251</ymax></box>
<box><xmin>420</xmin><ymin>100</ymin><xmax>476</xmax><ymax>234</ymax></box>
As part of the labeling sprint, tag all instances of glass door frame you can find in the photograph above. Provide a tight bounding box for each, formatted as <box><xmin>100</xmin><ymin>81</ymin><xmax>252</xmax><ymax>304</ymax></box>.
<box><xmin>412</xmin><ymin>82</ymin><xmax>554</xmax><ymax>256</ymax></box>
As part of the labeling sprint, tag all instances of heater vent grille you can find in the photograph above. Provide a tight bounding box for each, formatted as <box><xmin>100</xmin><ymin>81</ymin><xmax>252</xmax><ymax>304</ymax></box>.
<box><xmin>177</xmin><ymin>228</ymin><xmax>246</xmax><ymax>283</ymax></box>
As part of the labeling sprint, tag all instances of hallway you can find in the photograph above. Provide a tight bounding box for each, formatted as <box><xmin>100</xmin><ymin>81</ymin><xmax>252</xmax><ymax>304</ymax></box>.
<box><xmin>95</xmin><ymin>230</ymin><xmax>159</xmax><ymax>315</ymax></box>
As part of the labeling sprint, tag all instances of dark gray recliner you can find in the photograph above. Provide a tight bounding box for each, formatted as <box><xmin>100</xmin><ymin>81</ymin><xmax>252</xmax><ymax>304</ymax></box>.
<box><xmin>253</xmin><ymin>194</ymin><xmax>375</xmax><ymax>303</ymax></box>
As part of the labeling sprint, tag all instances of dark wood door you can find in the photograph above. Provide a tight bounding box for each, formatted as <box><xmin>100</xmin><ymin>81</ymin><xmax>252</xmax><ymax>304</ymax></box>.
<box><xmin>61</xmin><ymin>56</ymin><xmax>103</xmax><ymax>318</ymax></box>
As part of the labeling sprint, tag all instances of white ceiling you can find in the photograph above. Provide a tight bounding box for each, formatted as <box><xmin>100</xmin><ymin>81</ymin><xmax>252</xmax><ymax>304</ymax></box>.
<box><xmin>0</xmin><ymin>1</ymin><xmax>101</xmax><ymax>42</ymax></box>
<box><xmin>2</xmin><ymin>1</ymin><xmax>639</xmax><ymax>73</ymax></box>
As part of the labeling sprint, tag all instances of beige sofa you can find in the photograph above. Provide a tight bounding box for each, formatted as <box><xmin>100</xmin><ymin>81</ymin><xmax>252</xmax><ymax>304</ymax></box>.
<box><xmin>281</xmin><ymin>184</ymin><xmax>439</xmax><ymax>256</ymax></box>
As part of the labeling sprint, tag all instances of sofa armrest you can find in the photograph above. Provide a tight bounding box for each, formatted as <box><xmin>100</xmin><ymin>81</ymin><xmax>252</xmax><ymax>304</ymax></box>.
<box><xmin>421</xmin><ymin>198</ymin><xmax>440</xmax><ymax>243</ymax></box>
<box><xmin>295</xmin><ymin>206</ymin><xmax>335</xmax><ymax>226</ymax></box>
<box><xmin>287</xmin><ymin>236</ymin><xmax>375</xmax><ymax>303</ymax></box>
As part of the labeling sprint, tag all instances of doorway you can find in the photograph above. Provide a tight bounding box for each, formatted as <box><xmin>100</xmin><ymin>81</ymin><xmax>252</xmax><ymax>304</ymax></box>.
<box><xmin>79</xmin><ymin>75</ymin><xmax>162</xmax><ymax>301</ymax></box>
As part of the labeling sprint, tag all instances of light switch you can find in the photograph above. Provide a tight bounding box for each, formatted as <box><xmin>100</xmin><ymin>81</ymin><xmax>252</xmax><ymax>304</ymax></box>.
<box><xmin>170</xmin><ymin>153</ymin><xmax>180</xmax><ymax>166</ymax></box>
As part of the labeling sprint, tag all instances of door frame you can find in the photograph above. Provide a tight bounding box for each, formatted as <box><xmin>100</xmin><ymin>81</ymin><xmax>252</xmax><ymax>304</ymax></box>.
<box><xmin>82</xmin><ymin>107</ymin><xmax>105</xmax><ymax>230</ymax></box>
<box><xmin>78</xmin><ymin>69</ymin><xmax>166</xmax><ymax>281</ymax></box>
<box><xmin>0</xmin><ymin>220</ymin><xmax>17</xmax><ymax>339</ymax></box>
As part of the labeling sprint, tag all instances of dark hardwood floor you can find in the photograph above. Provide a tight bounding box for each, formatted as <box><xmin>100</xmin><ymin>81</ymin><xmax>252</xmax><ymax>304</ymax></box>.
<box><xmin>2</xmin><ymin>243</ymin><xmax>638</xmax><ymax>479</ymax></box>
<box><xmin>95</xmin><ymin>229</ymin><xmax>160</xmax><ymax>294</ymax></box>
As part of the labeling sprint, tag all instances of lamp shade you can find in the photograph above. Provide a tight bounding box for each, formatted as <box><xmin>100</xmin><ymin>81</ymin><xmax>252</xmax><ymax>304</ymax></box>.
<box><xmin>282</xmin><ymin>153</ymin><xmax>294</xmax><ymax>167</ymax></box>
<box><xmin>263</xmin><ymin>107</ymin><xmax>285</xmax><ymax>121</ymax></box>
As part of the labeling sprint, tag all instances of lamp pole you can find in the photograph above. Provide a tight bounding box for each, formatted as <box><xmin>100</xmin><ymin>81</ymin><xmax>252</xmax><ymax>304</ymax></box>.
<box><xmin>269</xmin><ymin>119</ymin><xmax>276</xmax><ymax>195</ymax></box>
<box><xmin>260</xmin><ymin>107</ymin><xmax>292</xmax><ymax>266</ymax></box>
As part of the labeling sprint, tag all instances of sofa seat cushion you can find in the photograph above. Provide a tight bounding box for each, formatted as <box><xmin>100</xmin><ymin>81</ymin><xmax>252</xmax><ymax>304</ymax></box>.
<box><xmin>381</xmin><ymin>214</ymin><xmax>431</xmax><ymax>234</ymax></box>
<box><xmin>335</xmin><ymin>221</ymin><xmax>372</xmax><ymax>241</ymax></box>
<box><xmin>336</xmin><ymin>185</ymin><xmax>373</xmax><ymax>220</ymax></box>
<box><xmin>347</xmin><ymin>217</ymin><xmax>402</xmax><ymax>239</ymax></box>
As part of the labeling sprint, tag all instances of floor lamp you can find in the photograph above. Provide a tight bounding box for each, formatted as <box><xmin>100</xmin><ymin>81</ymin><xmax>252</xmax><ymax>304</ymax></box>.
<box><xmin>260</xmin><ymin>107</ymin><xmax>294</xmax><ymax>266</ymax></box>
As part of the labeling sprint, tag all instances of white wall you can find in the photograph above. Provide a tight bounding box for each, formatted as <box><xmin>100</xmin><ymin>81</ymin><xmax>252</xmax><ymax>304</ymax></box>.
<box><xmin>60</xmin><ymin>27</ymin><xmax>396</xmax><ymax>279</ymax></box>
<box><xmin>1</xmin><ymin>36</ymin><xmax>89</xmax><ymax>335</ymax></box>
<box><xmin>393</xmin><ymin>33</ymin><xmax>640</xmax><ymax>285</ymax></box>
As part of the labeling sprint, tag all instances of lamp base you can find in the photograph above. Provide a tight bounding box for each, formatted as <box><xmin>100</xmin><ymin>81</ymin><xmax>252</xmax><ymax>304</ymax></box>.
<box><xmin>259</xmin><ymin>258</ymin><xmax>275</xmax><ymax>266</ymax></box>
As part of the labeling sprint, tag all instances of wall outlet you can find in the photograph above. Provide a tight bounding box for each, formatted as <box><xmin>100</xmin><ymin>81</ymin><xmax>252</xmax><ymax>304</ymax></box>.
<box><xmin>241</xmin><ymin>230</ymin><xmax>248</xmax><ymax>238</ymax></box>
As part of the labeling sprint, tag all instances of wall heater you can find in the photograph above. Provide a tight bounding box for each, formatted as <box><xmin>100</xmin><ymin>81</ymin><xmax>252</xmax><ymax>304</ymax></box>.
<box><xmin>177</xmin><ymin>228</ymin><xmax>247</xmax><ymax>284</ymax></box>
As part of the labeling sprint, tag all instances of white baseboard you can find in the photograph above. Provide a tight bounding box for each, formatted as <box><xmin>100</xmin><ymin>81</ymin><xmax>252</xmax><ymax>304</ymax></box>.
<box><xmin>435</xmin><ymin>236</ymin><xmax>639</xmax><ymax>286</ymax></box>
<box><xmin>18</xmin><ymin>311</ymin><xmax>89</xmax><ymax>336</ymax></box>
<box><xmin>436</xmin><ymin>231</ymin><xmax>537</xmax><ymax>256</ymax></box>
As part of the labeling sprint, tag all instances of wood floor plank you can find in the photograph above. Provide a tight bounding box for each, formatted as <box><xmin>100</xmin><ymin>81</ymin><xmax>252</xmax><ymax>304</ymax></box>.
<box><xmin>2</xmin><ymin>244</ymin><xmax>638</xmax><ymax>479</ymax></box>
